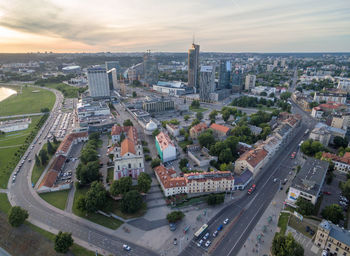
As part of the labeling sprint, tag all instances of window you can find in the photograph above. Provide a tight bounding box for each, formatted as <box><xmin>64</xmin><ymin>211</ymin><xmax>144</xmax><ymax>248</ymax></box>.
<box><xmin>139</xmin><ymin>163</ymin><xmax>141</xmax><ymax>167</ymax></box>
<box><xmin>117</xmin><ymin>165</ymin><xmax>120</xmax><ymax>170</ymax></box>
<box><xmin>336</xmin><ymin>247</ymin><xmax>339</xmax><ymax>252</ymax></box>
<box><xmin>128</xmin><ymin>163</ymin><xmax>131</xmax><ymax>168</ymax></box>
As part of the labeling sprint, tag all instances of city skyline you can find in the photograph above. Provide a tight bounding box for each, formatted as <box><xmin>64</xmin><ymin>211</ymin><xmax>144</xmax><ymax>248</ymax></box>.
<box><xmin>0</xmin><ymin>0</ymin><xmax>349</xmax><ymax>53</ymax></box>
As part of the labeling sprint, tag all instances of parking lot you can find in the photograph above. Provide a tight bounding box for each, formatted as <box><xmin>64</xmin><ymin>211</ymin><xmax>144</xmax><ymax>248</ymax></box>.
<box><xmin>318</xmin><ymin>172</ymin><xmax>348</xmax><ymax>226</ymax></box>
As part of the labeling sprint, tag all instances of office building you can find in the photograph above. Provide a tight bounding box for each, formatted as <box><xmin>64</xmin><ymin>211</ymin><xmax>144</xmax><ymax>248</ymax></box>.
<box><xmin>315</xmin><ymin>219</ymin><xmax>350</xmax><ymax>255</ymax></box>
<box><xmin>142</xmin><ymin>98</ymin><xmax>174</xmax><ymax>112</ymax></box>
<box><xmin>107</xmin><ymin>68</ymin><xmax>118</xmax><ymax>90</ymax></box>
<box><xmin>127</xmin><ymin>63</ymin><xmax>143</xmax><ymax>81</ymax></box>
<box><xmin>287</xmin><ymin>158</ymin><xmax>328</xmax><ymax>205</ymax></box>
<box><xmin>188</xmin><ymin>43</ymin><xmax>200</xmax><ymax>89</ymax></box>
<box><xmin>234</xmin><ymin>148</ymin><xmax>268</xmax><ymax>176</ymax></box>
<box><xmin>143</xmin><ymin>51</ymin><xmax>158</xmax><ymax>86</ymax></box>
<box><xmin>218</xmin><ymin>60</ymin><xmax>231</xmax><ymax>89</ymax></box>
<box><xmin>199</xmin><ymin>65</ymin><xmax>215</xmax><ymax>102</ymax></box>
<box><xmin>232</xmin><ymin>69</ymin><xmax>244</xmax><ymax>92</ymax></box>
<box><xmin>105</xmin><ymin>61</ymin><xmax>120</xmax><ymax>75</ymax></box>
<box><xmin>87</xmin><ymin>66</ymin><xmax>110</xmax><ymax>98</ymax></box>
<box><xmin>245</xmin><ymin>75</ymin><xmax>256</xmax><ymax>91</ymax></box>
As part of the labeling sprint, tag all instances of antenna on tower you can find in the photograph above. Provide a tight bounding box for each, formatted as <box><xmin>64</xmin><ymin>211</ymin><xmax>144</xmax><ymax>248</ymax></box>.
<box><xmin>192</xmin><ymin>33</ymin><xmax>195</xmax><ymax>44</ymax></box>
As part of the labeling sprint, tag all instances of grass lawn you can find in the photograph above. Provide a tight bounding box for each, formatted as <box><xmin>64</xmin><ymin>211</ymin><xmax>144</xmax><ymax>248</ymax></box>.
<box><xmin>0</xmin><ymin>84</ymin><xmax>55</xmax><ymax>116</ymax></box>
<box><xmin>42</xmin><ymin>83</ymin><xmax>86</xmax><ymax>98</ymax></box>
<box><xmin>26</xmin><ymin>222</ymin><xmax>101</xmax><ymax>256</ymax></box>
<box><xmin>0</xmin><ymin>115</ymin><xmax>45</xmax><ymax>189</ymax></box>
<box><xmin>0</xmin><ymin>193</ymin><xmax>11</xmax><ymax>214</ymax></box>
<box><xmin>106</xmin><ymin>167</ymin><xmax>114</xmax><ymax>184</ymax></box>
<box><xmin>39</xmin><ymin>190</ymin><xmax>70</xmax><ymax>210</ymax></box>
<box><xmin>288</xmin><ymin>215</ymin><xmax>318</xmax><ymax>239</ymax></box>
<box><xmin>189</xmin><ymin>106</ymin><xmax>208</xmax><ymax>113</ymax></box>
<box><xmin>277</xmin><ymin>212</ymin><xmax>290</xmax><ymax>235</ymax></box>
<box><xmin>72</xmin><ymin>186</ymin><xmax>123</xmax><ymax>230</ymax></box>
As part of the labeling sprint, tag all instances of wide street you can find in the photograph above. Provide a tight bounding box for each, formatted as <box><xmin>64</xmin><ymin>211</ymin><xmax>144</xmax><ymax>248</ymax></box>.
<box><xmin>7</xmin><ymin>86</ymin><xmax>158</xmax><ymax>256</ymax></box>
<box><xmin>180</xmin><ymin>101</ymin><xmax>317</xmax><ymax>256</ymax></box>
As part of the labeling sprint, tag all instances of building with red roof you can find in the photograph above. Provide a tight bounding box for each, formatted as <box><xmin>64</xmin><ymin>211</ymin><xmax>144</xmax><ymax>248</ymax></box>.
<box><xmin>56</xmin><ymin>132</ymin><xmax>88</xmax><ymax>156</ymax></box>
<box><xmin>234</xmin><ymin>148</ymin><xmax>268</xmax><ymax>176</ymax></box>
<box><xmin>209</xmin><ymin>123</ymin><xmax>230</xmax><ymax>137</ymax></box>
<box><xmin>322</xmin><ymin>152</ymin><xmax>350</xmax><ymax>173</ymax></box>
<box><xmin>155</xmin><ymin>132</ymin><xmax>176</xmax><ymax>162</ymax></box>
<box><xmin>189</xmin><ymin>122</ymin><xmax>207</xmax><ymax>139</ymax></box>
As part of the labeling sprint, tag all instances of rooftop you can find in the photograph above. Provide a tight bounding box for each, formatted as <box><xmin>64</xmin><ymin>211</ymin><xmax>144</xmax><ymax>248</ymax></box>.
<box><xmin>238</xmin><ymin>148</ymin><xmax>268</xmax><ymax>168</ymax></box>
<box><xmin>154</xmin><ymin>165</ymin><xmax>186</xmax><ymax>189</ymax></box>
<box><xmin>57</xmin><ymin>132</ymin><xmax>88</xmax><ymax>154</ymax></box>
<box><xmin>319</xmin><ymin>220</ymin><xmax>350</xmax><ymax>246</ymax></box>
<box><xmin>322</xmin><ymin>152</ymin><xmax>350</xmax><ymax>165</ymax></box>
<box><xmin>190</xmin><ymin>122</ymin><xmax>207</xmax><ymax>133</ymax></box>
<box><xmin>210</xmin><ymin>123</ymin><xmax>230</xmax><ymax>134</ymax></box>
<box><xmin>156</xmin><ymin>132</ymin><xmax>174</xmax><ymax>151</ymax></box>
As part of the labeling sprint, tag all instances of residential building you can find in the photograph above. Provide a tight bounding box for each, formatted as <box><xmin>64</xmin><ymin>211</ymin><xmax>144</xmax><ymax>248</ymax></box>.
<box><xmin>248</xmin><ymin>125</ymin><xmax>262</xmax><ymax>136</ymax></box>
<box><xmin>244</xmin><ymin>75</ymin><xmax>256</xmax><ymax>91</ymax></box>
<box><xmin>0</xmin><ymin>118</ymin><xmax>31</xmax><ymax>133</ymax></box>
<box><xmin>87</xmin><ymin>66</ymin><xmax>110</xmax><ymax>98</ymax></box>
<box><xmin>56</xmin><ymin>132</ymin><xmax>88</xmax><ymax>157</ymax></box>
<box><xmin>111</xmin><ymin>125</ymin><xmax>138</xmax><ymax>144</ymax></box>
<box><xmin>199</xmin><ymin>66</ymin><xmax>215</xmax><ymax>102</ymax></box>
<box><xmin>187</xmin><ymin>145</ymin><xmax>217</xmax><ymax>167</ymax></box>
<box><xmin>337</xmin><ymin>77</ymin><xmax>350</xmax><ymax>92</ymax></box>
<box><xmin>313</xmin><ymin>91</ymin><xmax>347</xmax><ymax>104</ymax></box>
<box><xmin>218</xmin><ymin>60</ymin><xmax>231</xmax><ymax>89</ymax></box>
<box><xmin>258</xmin><ymin>136</ymin><xmax>281</xmax><ymax>158</ymax></box>
<box><xmin>309</xmin><ymin>126</ymin><xmax>331</xmax><ymax>146</ymax></box>
<box><xmin>266</xmin><ymin>64</ymin><xmax>274</xmax><ymax>72</ymax></box>
<box><xmin>154</xmin><ymin>165</ymin><xmax>187</xmax><ymax>196</ymax></box>
<box><xmin>234</xmin><ymin>148</ymin><xmax>268</xmax><ymax>176</ymax></box>
<box><xmin>190</xmin><ymin>122</ymin><xmax>207</xmax><ymax>139</ymax></box>
<box><xmin>143</xmin><ymin>51</ymin><xmax>158</xmax><ymax>86</ymax></box>
<box><xmin>166</xmin><ymin>123</ymin><xmax>180</xmax><ymax>137</ymax></box>
<box><xmin>322</xmin><ymin>152</ymin><xmax>350</xmax><ymax>174</ymax></box>
<box><xmin>287</xmin><ymin>158</ymin><xmax>328</xmax><ymax>205</ymax></box>
<box><xmin>331</xmin><ymin>114</ymin><xmax>350</xmax><ymax>130</ymax></box>
<box><xmin>209</xmin><ymin>123</ymin><xmax>230</xmax><ymax>138</ymax></box>
<box><xmin>142</xmin><ymin>97</ymin><xmax>174</xmax><ymax>113</ymax></box>
<box><xmin>188</xmin><ymin>43</ymin><xmax>200</xmax><ymax>89</ymax></box>
<box><xmin>127</xmin><ymin>63</ymin><xmax>143</xmax><ymax>81</ymax></box>
<box><xmin>311</xmin><ymin>107</ymin><xmax>324</xmax><ymax>119</ymax></box>
<box><xmin>155</xmin><ymin>132</ymin><xmax>176</xmax><ymax>162</ymax></box>
<box><xmin>233</xmin><ymin>170</ymin><xmax>253</xmax><ymax>190</ymax></box>
<box><xmin>315</xmin><ymin>219</ymin><xmax>350</xmax><ymax>255</ymax></box>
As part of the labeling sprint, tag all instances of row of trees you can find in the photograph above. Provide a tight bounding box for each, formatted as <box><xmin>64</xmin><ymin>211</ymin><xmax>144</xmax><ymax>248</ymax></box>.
<box><xmin>231</xmin><ymin>96</ymin><xmax>275</xmax><ymax>108</ymax></box>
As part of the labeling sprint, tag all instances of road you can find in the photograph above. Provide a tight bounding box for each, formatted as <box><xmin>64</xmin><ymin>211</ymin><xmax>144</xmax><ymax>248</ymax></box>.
<box><xmin>7</xmin><ymin>86</ymin><xmax>158</xmax><ymax>256</ymax></box>
<box><xmin>180</xmin><ymin>101</ymin><xmax>317</xmax><ymax>256</ymax></box>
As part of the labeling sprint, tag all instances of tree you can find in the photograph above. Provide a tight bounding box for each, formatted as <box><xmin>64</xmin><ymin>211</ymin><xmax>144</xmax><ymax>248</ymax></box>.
<box><xmin>219</xmin><ymin>148</ymin><xmax>232</xmax><ymax>163</ymax></box>
<box><xmin>296</xmin><ymin>197</ymin><xmax>314</xmax><ymax>216</ymax></box>
<box><xmin>341</xmin><ymin>179</ymin><xmax>350</xmax><ymax>200</ymax></box>
<box><xmin>53</xmin><ymin>135</ymin><xmax>58</xmax><ymax>145</ymax></box>
<box><xmin>260</xmin><ymin>92</ymin><xmax>267</xmax><ymax>96</ymax></box>
<box><xmin>121</xmin><ymin>190</ymin><xmax>143</xmax><ymax>213</ymax></box>
<box><xmin>151</xmin><ymin>158</ymin><xmax>161</xmax><ymax>168</ymax></box>
<box><xmin>198</xmin><ymin>130</ymin><xmax>215</xmax><ymax>148</ymax></box>
<box><xmin>39</xmin><ymin>149</ymin><xmax>48</xmax><ymax>165</ymax></box>
<box><xmin>81</xmin><ymin>181</ymin><xmax>107</xmax><ymax>213</ymax></box>
<box><xmin>47</xmin><ymin>140</ymin><xmax>55</xmax><ymax>155</ymax></box>
<box><xmin>41</xmin><ymin>107</ymin><xmax>50</xmax><ymax>113</ymax></box>
<box><xmin>152</xmin><ymin>129</ymin><xmax>160</xmax><ymax>137</ymax></box>
<box><xmin>222</xmin><ymin>109</ymin><xmax>231</xmax><ymax>122</ymax></box>
<box><xmin>272</xmin><ymin>233</ymin><xmax>304</xmax><ymax>256</ymax></box>
<box><xmin>209</xmin><ymin>110</ymin><xmax>218</xmax><ymax>120</ymax></box>
<box><xmin>191</xmin><ymin>100</ymin><xmax>200</xmax><ymax>108</ymax></box>
<box><xmin>184</xmin><ymin>115</ymin><xmax>190</xmax><ymax>121</ymax></box>
<box><xmin>166</xmin><ymin>211</ymin><xmax>185</xmax><ymax>223</ymax></box>
<box><xmin>207</xmin><ymin>194</ymin><xmax>225</xmax><ymax>205</ymax></box>
<box><xmin>110</xmin><ymin>176</ymin><xmax>132</xmax><ymax>196</ymax></box>
<box><xmin>321</xmin><ymin>204</ymin><xmax>344</xmax><ymax>224</ymax></box>
<box><xmin>138</xmin><ymin>173</ymin><xmax>152</xmax><ymax>193</ymax></box>
<box><xmin>54</xmin><ymin>231</ymin><xmax>74</xmax><ymax>253</ymax></box>
<box><xmin>334</xmin><ymin>136</ymin><xmax>348</xmax><ymax>148</ymax></box>
<box><xmin>80</xmin><ymin>148</ymin><xmax>98</xmax><ymax>164</ymax></box>
<box><xmin>269</xmin><ymin>92</ymin><xmax>275</xmax><ymax>97</ymax></box>
<box><xmin>35</xmin><ymin>154</ymin><xmax>40</xmax><ymax>166</ymax></box>
<box><xmin>196</xmin><ymin>111</ymin><xmax>203</xmax><ymax>120</ymax></box>
<box><xmin>179</xmin><ymin>158</ymin><xmax>189</xmax><ymax>169</ymax></box>
<box><xmin>132</xmin><ymin>91</ymin><xmax>137</xmax><ymax>97</ymax></box>
<box><xmin>76</xmin><ymin>196</ymin><xmax>87</xmax><ymax>212</ymax></box>
<box><xmin>8</xmin><ymin>206</ymin><xmax>28</xmax><ymax>227</ymax></box>
<box><xmin>123</xmin><ymin>119</ymin><xmax>133</xmax><ymax>126</ymax></box>
<box><xmin>280</xmin><ymin>92</ymin><xmax>292</xmax><ymax>101</ymax></box>
<box><xmin>76</xmin><ymin>160</ymin><xmax>100</xmax><ymax>184</ymax></box>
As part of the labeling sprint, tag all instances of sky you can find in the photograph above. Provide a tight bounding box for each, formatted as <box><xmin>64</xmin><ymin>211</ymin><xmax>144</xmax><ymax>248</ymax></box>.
<box><xmin>0</xmin><ymin>0</ymin><xmax>349</xmax><ymax>53</ymax></box>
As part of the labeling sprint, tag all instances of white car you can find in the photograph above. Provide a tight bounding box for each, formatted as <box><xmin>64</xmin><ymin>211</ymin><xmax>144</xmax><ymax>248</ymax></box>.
<box><xmin>123</xmin><ymin>244</ymin><xmax>131</xmax><ymax>251</ymax></box>
<box><xmin>203</xmin><ymin>232</ymin><xmax>210</xmax><ymax>240</ymax></box>
<box><xmin>223</xmin><ymin>218</ymin><xmax>229</xmax><ymax>225</ymax></box>
<box><xmin>205</xmin><ymin>240</ymin><xmax>211</xmax><ymax>247</ymax></box>
<box><xmin>213</xmin><ymin>230</ymin><xmax>218</xmax><ymax>237</ymax></box>
<box><xmin>197</xmin><ymin>239</ymin><xmax>203</xmax><ymax>247</ymax></box>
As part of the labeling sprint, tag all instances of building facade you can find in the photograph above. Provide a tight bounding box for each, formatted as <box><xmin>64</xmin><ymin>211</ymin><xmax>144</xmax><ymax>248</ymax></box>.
<box><xmin>188</xmin><ymin>43</ymin><xmax>200</xmax><ymax>89</ymax></box>
<box><xmin>313</xmin><ymin>91</ymin><xmax>347</xmax><ymax>104</ymax></box>
<box><xmin>199</xmin><ymin>65</ymin><xmax>215</xmax><ymax>102</ymax></box>
<box><xmin>142</xmin><ymin>98</ymin><xmax>174</xmax><ymax>112</ymax></box>
<box><xmin>218</xmin><ymin>60</ymin><xmax>231</xmax><ymax>89</ymax></box>
<box><xmin>234</xmin><ymin>148</ymin><xmax>268</xmax><ymax>176</ymax></box>
<box><xmin>155</xmin><ymin>132</ymin><xmax>176</xmax><ymax>162</ymax></box>
<box><xmin>244</xmin><ymin>74</ymin><xmax>256</xmax><ymax>91</ymax></box>
<box><xmin>190</xmin><ymin>122</ymin><xmax>208</xmax><ymax>139</ymax></box>
<box><xmin>322</xmin><ymin>152</ymin><xmax>350</xmax><ymax>174</ymax></box>
<box><xmin>143</xmin><ymin>51</ymin><xmax>158</xmax><ymax>86</ymax></box>
<box><xmin>87</xmin><ymin>66</ymin><xmax>110</xmax><ymax>98</ymax></box>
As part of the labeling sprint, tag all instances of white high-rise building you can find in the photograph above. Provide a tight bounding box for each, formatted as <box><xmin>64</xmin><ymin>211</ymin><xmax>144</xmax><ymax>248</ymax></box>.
<box><xmin>87</xmin><ymin>66</ymin><xmax>110</xmax><ymax>98</ymax></box>
<box><xmin>199</xmin><ymin>65</ymin><xmax>215</xmax><ymax>102</ymax></box>
<box><xmin>245</xmin><ymin>75</ymin><xmax>256</xmax><ymax>91</ymax></box>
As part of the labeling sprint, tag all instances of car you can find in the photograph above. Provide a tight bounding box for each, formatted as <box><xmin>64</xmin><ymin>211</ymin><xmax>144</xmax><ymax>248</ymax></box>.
<box><xmin>273</xmin><ymin>178</ymin><xmax>277</xmax><ymax>182</ymax></box>
<box><xmin>223</xmin><ymin>218</ymin><xmax>229</xmax><ymax>225</ymax></box>
<box><xmin>217</xmin><ymin>224</ymin><xmax>223</xmax><ymax>231</ymax></box>
<box><xmin>280</xmin><ymin>186</ymin><xmax>284</xmax><ymax>190</ymax></box>
<box><xmin>323</xmin><ymin>191</ymin><xmax>331</xmax><ymax>195</ymax></box>
<box><xmin>322</xmin><ymin>249</ymin><xmax>328</xmax><ymax>256</ymax></box>
<box><xmin>290</xmin><ymin>152</ymin><xmax>296</xmax><ymax>159</ymax></box>
<box><xmin>123</xmin><ymin>244</ymin><xmax>131</xmax><ymax>251</ymax></box>
<box><xmin>213</xmin><ymin>231</ymin><xmax>218</xmax><ymax>237</ymax></box>
<box><xmin>248</xmin><ymin>184</ymin><xmax>256</xmax><ymax>194</ymax></box>
<box><xmin>197</xmin><ymin>239</ymin><xmax>203</xmax><ymax>247</ymax></box>
<box><xmin>205</xmin><ymin>240</ymin><xmax>211</xmax><ymax>247</ymax></box>
<box><xmin>282</xmin><ymin>178</ymin><xmax>288</xmax><ymax>185</ymax></box>
<box><xmin>173</xmin><ymin>238</ymin><xmax>177</xmax><ymax>245</ymax></box>
<box><xmin>203</xmin><ymin>232</ymin><xmax>209</xmax><ymax>240</ymax></box>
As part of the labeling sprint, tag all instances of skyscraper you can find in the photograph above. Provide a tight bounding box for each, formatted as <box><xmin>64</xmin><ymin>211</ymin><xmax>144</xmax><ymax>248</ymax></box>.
<box><xmin>218</xmin><ymin>60</ymin><xmax>231</xmax><ymax>89</ymax></box>
<box><xmin>105</xmin><ymin>61</ymin><xmax>120</xmax><ymax>75</ymax></box>
<box><xmin>188</xmin><ymin>43</ymin><xmax>200</xmax><ymax>90</ymax></box>
<box><xmin>107</xmin><ymin>68</ymin><xmax>118</xmax><ymax>90</ymax></box>
<box><xmin>199</xmin><ymin>66</ymin><xmax>215</xmax><ymax>102</ymax></box>
<box><xmin>143</xmin><ymin>51</ymin><xmax>158</xmax><ymax>86</ymax></box>
<box><xmin>244</xmin><ymin>74</ymin><xmax>256</xmax><ymax>91</ymax></box>
<box><xmin>232</xmin><ymin>69</ymin><xmax>244</xmax><ymax>92</ymax></box>
<box><xmin>87</xmin><ymin>66</ymin><xmax>110</xmax><ymax>98</ymax></box>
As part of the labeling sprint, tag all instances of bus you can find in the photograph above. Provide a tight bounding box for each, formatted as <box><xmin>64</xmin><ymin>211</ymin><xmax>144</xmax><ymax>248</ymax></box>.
<box><xmin>194</xmin><ymin>224</ymin><xmax>208</xmax><ymax>239</ymax></box>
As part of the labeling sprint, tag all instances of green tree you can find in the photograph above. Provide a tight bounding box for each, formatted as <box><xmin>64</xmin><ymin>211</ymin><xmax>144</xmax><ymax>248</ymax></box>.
<box><xmin>123</xmin><ymin>119</ymin><xmax>133</xmax><ymax>126</ymax></box>
<box><xmin>296</xmin><ymin>197</ymin><xmax>314</xmax><ymax>216</ymax></box>
<box><xmin>280</xmin><ymin>92</ymin><xmax>292</xmax><ymax>101</ymax></box>
<box><xmin>76</xmin><ymin>196</ymin><xmax>87</xmax><ymax>212</ymax></box>
<box><xmin>219</xmin><ymin>148</ymin><xmax>232</xmax><ymax>163</ymax></box>
<box><xmin>83</xmin><ymin>181</ymin><xmax>107</xmax><ymax>213</ymax></box>
<box><xmin>272</xmin><ymin>232</ymin><xmax>304</xmax><ymax>256</ymax></box>
<box><xmin>80</xmin><ymin>148</ymin><xmax>98</xmax><ymax>164</ymax></box>
<box><xmin>198</xmin><ymin>130</ymin><xmax>215</xmax><ymax>148</ymax></box>
<box><xmin>110</xmin><ymin>176</ymin><xmax>132</xmax><ymax>196</ymax></box>
<box><xmin>35</xmin><ymin>154</ymin><xmax>41</xmax><ymax>166</ymax></box>
<box><xmin>76</xmin><ymin>160</ymin><xmax>100</xmax><ymax>184</ymax></box>
<box><xmin>196</xmin><ymin>112</ymin><xmax>203</xmax><ymax>120</ymax></box>
<box><xmin>184</xmin><ymin>115</ymin><xmax>190</xmax><ymax>121</ymax></box>
<box><xmin>191</xmin><ymin>100</ymin><xmax>200</xmax><ymax>108</ymax></box>
<box><xmin>166</xmin><ymin>211</ymin><xmax>185</xmax><ymax>223</ymax></box>
<box><xmin>179</xmin><ymin>158</ymin><xmax>189</xmax><ymax>169</ymax></box>
<box><xmin>54</xmin><ymin>231</ymin><xmax>74</xmax><ymax>253</ymax></box>
<box><xmin>151</xmin><ymin>158</ymin><xmax>161</xmax><ymax>168</ymax></box>
<box><xmin>207</xmin><ymin>194</ymin><xmax>225</xmax><ymax>205</ymax></box>
<box><xmin>47</xmin><ymin>140</ymin><xmax>55</xmax><ymax>155</ymax></box>
<box><xmin>132</xmin><ymin>91</ymin><xmax>137</xmax><ymax>97</ymax></box>
<box><xmin>39</xmin><ymin>149</ymin><xmax>48</xmax><ymax>165</ymax></box>
<box><xmin>321</xmin><ymin>204</ymin><xmax>344</xmax><ymax>224</ymax></box>
<box><xmin>340</xmin><ymin>179</ymin><xmax>350</xmax><ymax>200</ymax></box>
<box><xmin>333</xmin><ymin>136</ymin><xmax>348</xmax><ymax>148</ymax></box>
<box><xmin>222</xmin><ymin>109</ymin><xmax>231</xmax><ymax>122</ymax></box>
<box><xmin>152</xmin><ymin>129</ymin><xmax>160</xmax><ymax>137</ymax></box>
<box><xmin>121</xmin><ymin>190</ymin><xmax>143</xmax><ymax>213</ymax></box>
<box><xmin>209</xmin><ymin>110</ymin><xmax>218</xmax><ymax>120</ymax></box>
<box><xmin>8</xmin><ymin>206</ymin><xmax>28</xmax><ymax>227</ymax></box>
<box><xmin>138</xmin><ymin>173</ymin><xmax>152</xmax><ymax>193</ymax></box>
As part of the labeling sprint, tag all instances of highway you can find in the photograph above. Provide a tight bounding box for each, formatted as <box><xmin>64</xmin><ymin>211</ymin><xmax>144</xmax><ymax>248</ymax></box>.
<box><xmin>7</xmin><ymin>87</ymin><xmax>158</xmax><ymax>256</ymax></box>
<box><xmin>180</xmin><ymin>101</ymin><xmax>317</xmax><ymax>256</ymax></box>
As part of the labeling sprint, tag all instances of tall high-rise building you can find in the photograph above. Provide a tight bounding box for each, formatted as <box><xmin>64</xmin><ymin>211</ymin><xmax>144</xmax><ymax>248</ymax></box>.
<box><xmin>244</xmin><ymin>74</ymin><xmax>256</xmax><ymax>91</ymax></box>
<box><xmin>199</xmin><ymin>66</ymin><xmax>215</xmax><ymax>102</ymax></box>
<box><xmin>87</xmin><ymin>66</ymin><xmax>110</xmax><ymax>98</ymax></box>
<box><xmin>188</xmin><ymin>43</ymin><xmax>200</xmax><ymax>90</ymax></box>
<box><xmin>232</xmin><ymin>69</ymin><xmax>244</xmax><ymax>92</ymax></box>
<box><xmin>107</xmin><ymin>68</ymin><xmax>118</xmax><ymax>90</ymax></box>
<box><xmin>143</xmin><ymin>51</ymin><xmax>158</xmax><ymax>86</ymax></box>
<box><xmin>105</xmin><ymin>61</ymin><xmax>120</xmax><ymax>75</ymax></box>
<box><xmin>218</xmin><ymin>60</ymin><xmax>231</xmax><ymax>89</ymax></box>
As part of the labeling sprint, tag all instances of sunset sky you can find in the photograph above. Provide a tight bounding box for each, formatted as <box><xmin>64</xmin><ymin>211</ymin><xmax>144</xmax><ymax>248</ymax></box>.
<box><xmin>0</xmin><ymin>0</ymin><xmax>349</xmax><ymax>53</ymax></box>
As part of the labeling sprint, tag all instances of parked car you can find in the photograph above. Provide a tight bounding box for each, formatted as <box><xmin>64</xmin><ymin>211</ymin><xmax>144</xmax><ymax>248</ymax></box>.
<box><xmin>223</xmin><ymin>218</ymin><xmax>229</xmax><ymax>225</ymax></box>
<box><xmin>323</xmin><ymin>191</ymin><xmax>331</xmax><ymax>195</ymax></box>
<box><xmin>290</xmin><ymin>152</ymin><xmax>296</xmax><ymax>159</ymax></box>
<box><xmin>213</xmin><ymin>231</ymin><xmax>218</xmax><ymax>237</ymax></box>
<box><xmin>173</xmin><ymin>238</ymin><xmax>177</xmax><ymax>245</ymax></box>
<box><xmin>123</xmin><ymin>244</ymin><xmax>131</xmax><ymax>251</ymax></box>
<box><xmin>217</xmin><ymin>224</ymin><xmax>223</xmax><ymax>231</ymax></box>
<box><xmin>197</xmin><ymin>239</ymin><xmax>203</xmax><ymax>247</ymax></box>
<box><xmin>205</xmin><ymin>240</ymin><xmax>211</xmax><ymax>247</ymax></box>
<box><xmin>203</xmin><ymin>232</ymin><xmax>210</xmax><ymax>240</ymax></box>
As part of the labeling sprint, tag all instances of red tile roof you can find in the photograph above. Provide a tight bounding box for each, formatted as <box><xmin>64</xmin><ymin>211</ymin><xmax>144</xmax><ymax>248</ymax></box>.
<box><xmin>156</xmin><ymin>132</ymin><xmax>174</xmax><ymax>151</ymax></box>
<box><xmin>210</xmin><ymin>123</ymin><xmax>230</xmax><ymax>134</ymax></box>
<box><xmin>190</xmin><ymin>122</ymin><xmax>207</xmax><ymax>133</ymax></box>
<box><xmin>57</xmin><ymin>132</ymin><xmax>88</xmax><ymax>154</ymax></box>
<box><xmin>322</xmin><ymin>152</ymin><xmax>350</xmax><ymax>165</ymax></box>
<box><xmin>121</xmin><ymin>137</ymin><xmax>136</xmax><ymax>156</ymax></box>
<box><xmin>38</xmin><ymin>170</ymin><xmax>59</xmax><ymax>189</ymax></box>
<box><xmin>238</xmin><ymin>148</ymin><xmax>268</xmax><ymax>168</ymax></box>
<box><xmin>50</xmin><ymin>155</ymin><xmax>66</xmax><ymax>172</ymax></box>
<box><xmin>111</xmin><ymin>125</ymin><xmax>138</xmax><ymax>142</ymax></box>
<box><xmin>154</xmin><ymin>165</ymin><xmax>186</xmax><ymax>189</ymax></box>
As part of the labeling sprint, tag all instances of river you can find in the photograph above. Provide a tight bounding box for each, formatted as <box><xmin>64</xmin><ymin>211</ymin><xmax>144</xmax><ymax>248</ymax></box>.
<box><xmin>0</xmin><ymin>87</ymin><xmax>17</xmax><ymax>102</ymax></box>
